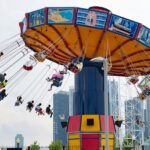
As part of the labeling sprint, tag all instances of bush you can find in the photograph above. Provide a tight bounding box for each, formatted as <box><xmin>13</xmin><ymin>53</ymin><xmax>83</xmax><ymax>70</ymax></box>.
<box><xmin>49</xmin><ymin>140</ymin><xmax>63</xmax><ymax>150</ymax></box>
<box><xmin>30</xmin><ymin>141</ymin><xmax>40</xmax><ymax>150</ymax></box>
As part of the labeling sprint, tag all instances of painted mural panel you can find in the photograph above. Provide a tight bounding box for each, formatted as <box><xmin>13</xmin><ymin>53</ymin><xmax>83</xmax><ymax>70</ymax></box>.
<box><xmin>108</xmin><ymin>15</ymin><xmax>138</xmax><ymax>38</ymax></box>
<box><xmin>137</xmin><ymin>26</ymin><xmax>150</xmax><ymax>47</ymax></box>
<box><xmin>29</xmin><ymin>9</ymin><xmax>45</xmax><ymax>27</ymax></box>
<box><xmin>48</xmin><ymin>8</ymin><xmax>73</xmax><ymax>24</ymax></box>
<box><xmin>22</xmin><ymin>18</ymin><xmax>27</xmax><ymax>33</ymax></box>
<box><xmin>76</xmin><ymin>8</ymin><xmax>108</xmax><ymax>29</ymax></box>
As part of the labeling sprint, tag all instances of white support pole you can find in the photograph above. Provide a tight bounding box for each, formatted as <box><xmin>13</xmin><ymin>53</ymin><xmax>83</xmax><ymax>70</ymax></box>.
<box><xmin>141</xmin><ymin>102</ymin><xmax>145</xmax><ymax>149</ymax></box>
<box><xmin>104</xmin><ymin>59</ymin><xmax>109</xmax><ymax>150</ymax></box>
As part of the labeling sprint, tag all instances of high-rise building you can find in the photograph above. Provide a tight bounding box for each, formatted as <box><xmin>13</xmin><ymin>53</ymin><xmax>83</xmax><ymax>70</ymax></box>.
<box><xmin>108</xmin><ymin>80</ymin><xmax>120</xmax><ymax>147</ymax></box>
<box><xmin>144</xmin><ymin>108</ymin><xmax>149</xmax><ymax>138</ymax></box>
<box><xmin>69</xmin><ymin>87</ymin><xmax>74</xmax><ymax>116</ymax></box>
<box><xmin>15</xmin><ymin>134</ymin><xmax>24</xmax><ymax>148</ymax></box>
<box><xmin>125</xmin><ymin>98</ymin><xmax>144</xmax><ymax>142</ymax></box>
<box><xmin>145</xmin><ymin>97</ymin><xmax>150</xmax><ymax>138</ymax></box>
<box><xmin>109</xmin><ymin>80</ymin><xmax>119</xmax><ymax>118</ymax></box>
<box><xmin>53</xmin><ymin>91</ymin><xmax>69</xmax><ymax>146</ymax></box>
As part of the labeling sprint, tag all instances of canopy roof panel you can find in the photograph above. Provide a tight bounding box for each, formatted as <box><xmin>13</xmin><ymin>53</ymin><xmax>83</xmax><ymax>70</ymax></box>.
<box><xmin>20</xmin><ymin>7</ymin><xmax>150</xmax><ymax>76</ymax></box>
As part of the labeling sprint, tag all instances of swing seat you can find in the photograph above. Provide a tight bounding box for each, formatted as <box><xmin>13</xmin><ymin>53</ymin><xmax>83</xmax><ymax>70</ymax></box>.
<box><xmin>46</xmin><ymin>109</ymin><xmax>50</xmax><ymax>115</ymax></box>
<box><xmin>53</xmin><ymin>79</ymin><xmax>62</xmax><ymax>87</ymax></box>
<box><xmin>69</xmin><ymin>62</ymin><xmax>83</xmax><ymax>73</ymax></box>
<box><xmin>115</xmin><ymin>120</ymin><xmax>123</xmax><ymax>128</ymax></box>
<box><xmin>138</xmin><ymin>76</ymin><xmax>150</xmax><ymax>90</ymax></box>
<box><xmin>55</xmin><ymin>76</ymin><xmax>63</xmax><ymax>82</ymax></box>
<box><xmin>143</xmin><ymin>88</ymin><xmax>150</xmax><ymax>96</ymax></box>
<box><xmin>34</xmin><ymin>53</ymin><xmax>46</xmax><ymax>62</ymax></box>
<box><xmin>15</xmin><ymin>102</ymin><xmax>20</xmax><ymax>106</ymax></box>
<box><xmin>107</xmin><ymin>64</ymin><xmax>112</xmax><ymax>72</ymax></box>
<box><xmin>0</xmin><ymin>84</ymin><xmax>4</xmax><ymax>89</ymax></box>
<box><xmin>23</xmin><ymin>65</ymin><xmax>33</xmax><ymax>71</ymax></box>
<box><xmin>37</xmin><ymin>110</ymin><xmax>45</xmax><ymax>115</ymax></box>
<box><xmin>129</xmin><ymin>77</ymin><xmax>139</xmax><ymax>84</ymax></box>
<box><xmin>139</xmin><ymin>93</ymin><xmax>146</xmax><ymax>100</ymax></box>
<box><xmin>70</xmin><ymin>67</ymin><xmax>80</xmax><ymax>73</ymax></box>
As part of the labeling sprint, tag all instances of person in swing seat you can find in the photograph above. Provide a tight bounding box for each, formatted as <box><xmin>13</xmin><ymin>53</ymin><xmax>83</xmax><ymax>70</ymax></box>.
<box><xmin>0</xmin><ymin>80</ymin><xmax>8</xmax><ymax>89</ymax></box>
<box><xmin>0</xmin><ymin>73</ymin><xmax>7</xmax><ymax>82</ymax></box>
<box><xmin>47</xmin><ymin>71</ymin><xmax>65</xmax><ymax>91</ymax></box>
<box><xmin>46</xmin><ymin>104</ymin><xmax>53</xmax><ymax>117</ymax></box>
<box><xmin>35</xmin><ymin>103</ymin><xmax>45</xmax><ymax>115</ymax></box>
<box><xmin>15</xmin><ymin>96</ymin><xmax>23</xmax><ymax>106</ymax></box>
<box><xmin>0</xmin><ymin>89</ymin><xmax>8</xmax><ymax>101</ymax></box>
<box><xmin>0</xmin><ymin>52</ymin><xmax>4</xmax><ymax>58</ymax></box>
<box><xmin>26</xmin><ymin>100</ymin><xmax>34</xmax><ymax>112</ymax></box>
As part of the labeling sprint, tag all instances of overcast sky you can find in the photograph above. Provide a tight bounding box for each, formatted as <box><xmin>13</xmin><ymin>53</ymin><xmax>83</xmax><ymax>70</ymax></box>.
<box><xmin>0</xmin><ymin>0</ymin><xmax>150</xmax><ymax>147</ymax></box>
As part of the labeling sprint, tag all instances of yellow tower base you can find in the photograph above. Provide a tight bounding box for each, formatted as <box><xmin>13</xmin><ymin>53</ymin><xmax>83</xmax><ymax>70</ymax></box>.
<box><xmin>67</xmin><ymin>115</ymin><xmax>116</xmax><ymax>150</ymax></box>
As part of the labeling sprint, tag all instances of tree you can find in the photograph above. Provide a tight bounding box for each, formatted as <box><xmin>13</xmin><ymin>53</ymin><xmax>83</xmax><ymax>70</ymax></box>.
<box><xmin>122</xmin><ymin>134</ymin><xmax>133</xmax><ymax>150</ymax></box>
<box><xmin>114</xmin><ymin>138</ymin><xmax>120</xmax><ymax>150</ymax></box>
<box><xmin>49</xmin><ymin>140</ymin><xmax>63</xmax><ymax>150</ymax></box>
<box><xmin>30</xmin><ymin>141</ymin><xmax>40</xmax><ymax>150</ymax></box>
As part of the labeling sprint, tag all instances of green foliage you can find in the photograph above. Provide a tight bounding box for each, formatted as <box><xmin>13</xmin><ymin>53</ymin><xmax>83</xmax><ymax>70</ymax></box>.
<box><xmin>122</xmin><ymin>134</ymin><xmax>133</xmax><ymax>150</ymax></box>
<box><xmin>65</xmin><ymin>147</ymin><xmax>69</xmax><ymax>150</ymax></box>
<box><xmin>115</xmin><ymin>138</ymin><xmax>120</xmax><ymax>148</ymax></box>
<box><xmin>30</xmin><ymin>141</ymin><xmax>40</xmax><ymax>150</ymax></box>
<box><xmin>49</xmin><ymin>140</ymin><xmax>63</xmax><ymax>150</ymax></box>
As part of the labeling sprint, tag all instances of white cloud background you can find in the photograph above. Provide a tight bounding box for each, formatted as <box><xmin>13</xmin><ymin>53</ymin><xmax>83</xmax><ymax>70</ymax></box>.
<box><xmin>0</xmin><ymin>0</ymin><xmax>150</xmax><ymax>147</ymax></box>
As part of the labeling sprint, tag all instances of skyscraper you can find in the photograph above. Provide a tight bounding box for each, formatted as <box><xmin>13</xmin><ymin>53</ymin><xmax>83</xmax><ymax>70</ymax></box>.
<box><xmin>109</xmin><ymin>80</ymin><xmax>119</xmax><ymax>118</ymax></box>
<box><xmin>144</xmin><ymin>108</ymin><xmax>149</xmax><ymax>138</ymax></box>
<box><xmin>15</xmin><ymin>134</ymin><xmax>24</xmax><ymax>148</ymax></box>
<box><xmin>108</xmin><ymin>80</ymin><xmax>120</xmax><ymax>147</ymax></box>
<box><xmin>125</xmin><ymin>98</ymin><xmax>144</xmax><ymax>142</ymax></box>
<box><xmin>53</xmin><ymin>91</ymin><xmax>69</xmax><ymax>146</ymax></box>
<box><xmin>145</xmin><ymin>96</ymin><xmax>150</xmax><ymax>138</ymax></box>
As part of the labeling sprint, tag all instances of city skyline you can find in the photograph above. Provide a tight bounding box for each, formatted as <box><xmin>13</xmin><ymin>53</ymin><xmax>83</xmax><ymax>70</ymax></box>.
<box><xmin>125</xmin><ymin>97</ymin><xmax>144</xmax><ymax>146</ymax></box>
<box><xmin>53</xmin><ymin>91</ymin><xmax>69</xmax><ymax>146</ymax></box>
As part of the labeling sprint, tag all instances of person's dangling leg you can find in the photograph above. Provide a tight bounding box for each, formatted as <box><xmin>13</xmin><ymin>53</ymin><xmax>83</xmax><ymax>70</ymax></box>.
<box><xmin>50</xmin><ymin>111</ymin><xmax>53</xmax><ymax>118</ymax></box>
<box><xmin>48</xmin><ymin>83</ymin><xmax>55</xmax><ymax>91</ymax></box>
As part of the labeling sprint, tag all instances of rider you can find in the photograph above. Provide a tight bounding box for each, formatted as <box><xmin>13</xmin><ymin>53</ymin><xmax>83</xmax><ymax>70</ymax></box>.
<box><xmin>135</xmin><ymin>116</ymin><xmax>145</xmax><ymax>127</ymax></box>
<box><xmin>47</xmin><ymin>70</ymin><xmax>65</xmax><ymax>91</ymax></box>
<box><xmin>0</xmin><ymin>89</ymin><xmax>8</xmax><ymax>101</ymax></box>
<box><xmin>26</xmin><ymin>101</ymin><xmax>34</xmax><ymax>112</ymax></box>
<box><xmin>15</xmin><ymin>96</ymin><xmax>23</xmax><ymax>106</ymax></box>
<box><xmin>66</xmin><ymin>58</ymin><xmax>83</xmax><ymax>73</ymax></box>
<box><xmin>35</xmin><ymin>103</ymin><xmax>44</xmax><ymax>115</ymax></box>
<box><xmin>0</xmin><ymin>52</ymin><xmax>4</xmax><ymax>58</ymax></box>
<box><xmin>46</xmin><ymin>105</ymin><xmax>53</xmax><ymax>118</ymax></box>
<box><xmin>0</xmin><ymin>80</ymin><xmax>8</xmax><ymax>89</ymax></box>
<box><xmin>34</xmin><ymin>51</ymin><xmax>47</xmax><ymax>62</ymax></box>
<box><xmin>0</xmin><ymin>73</ymin><xmax>7</xmax><ymax>82</ymax></box>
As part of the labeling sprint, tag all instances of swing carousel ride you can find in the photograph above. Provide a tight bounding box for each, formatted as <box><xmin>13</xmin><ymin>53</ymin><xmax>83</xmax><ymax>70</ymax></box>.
<box><xmin>1</xmin><ymin>6</ymin><xmax>150</xmax><ymax>149</ymax></box>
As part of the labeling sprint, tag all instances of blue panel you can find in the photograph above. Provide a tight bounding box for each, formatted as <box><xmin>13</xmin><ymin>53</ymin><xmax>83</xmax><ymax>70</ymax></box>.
<box><xmin>76</xmin><ymin>8</ymin><xmax>108</xmax><ymax>29</ymax></box>
<box><xmin>73</xmin><ymin>60</ymin><xmax>105</xmax><ymax>115</ymax></box>
<box><xmin>29</xmin><ymin>9</ymin><xmax>45</xmax><ymax>27</ymax></box>
<box><xmin>137</xmin><ymin>26</ymin><xmax>150</xmax><ymax>47</ymax></box>
<box><xmin>48</xmin><ymin>8</ymin><xmax>73</xmax><ymax>24</ymax></box>
<box><xmin>22</xmin><ymin>18</ymin><xmax>27</xmax><ymax>33</ymax></box>
<box><xmin>108</xmin><ymin>14</ymin><xmax>138</xmax><ymax>38</ymax></box>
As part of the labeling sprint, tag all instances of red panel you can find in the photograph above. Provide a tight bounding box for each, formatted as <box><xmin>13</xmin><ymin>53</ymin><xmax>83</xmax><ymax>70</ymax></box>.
<box><xmin>109</xmin><ymin>116</ymin><xmax>116</xmax><ymax>132</ymax></box>
<box><xmin>82</xmin><ymin>134</ymin><xmax>100</xmax><ymax>150</ymax></box>
<box><xmin>44</xmin><ymin>7</ymin><xmax>48</xmax><ymax>24</ymax></box>
<box><xmin>19</xmin><ymin>22</ymin><xmax>23</xmax><ymax>35</ymax></box>
<box><xmin>100</xmin><ymin>115</ymin><xmax>115</xmax><ymax>132</ymax></box>
<box><xmin>82</xmin><ymin>134</ymin><xmax>100</xmax><ymax>139</ymax></box>
<box><xmin>67</xmin><ymin>115</ymin><xmax>81</xmax><ymax>132</ymax></box>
